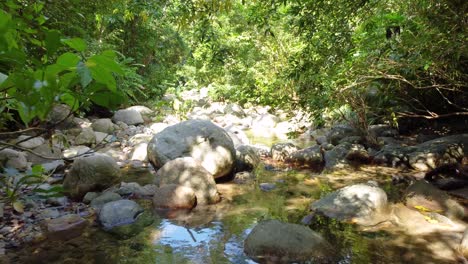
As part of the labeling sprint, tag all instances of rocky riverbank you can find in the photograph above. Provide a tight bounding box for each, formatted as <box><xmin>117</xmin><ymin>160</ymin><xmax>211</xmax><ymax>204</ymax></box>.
<box><xmin>1</xmin><ymin>88</ymin><xmax>467</xmax><ymax>263</ymax></box>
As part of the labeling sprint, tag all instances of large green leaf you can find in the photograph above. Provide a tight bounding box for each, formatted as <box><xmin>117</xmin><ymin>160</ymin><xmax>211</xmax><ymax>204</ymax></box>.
<box><xmin>45</xmin><ymin>30</ymin><xmax>62</xmax><ymax>56</ymax></box>
<box><xmin>88</xmin><ymin>64</ymin><xmax>116</xmax><ymax>91</ymax></box>
<box><xmin>88</xmin><ymin>54</ymin><xmax>124</xmax><ymax>75</ymax></box>
<box><xmin>56</xmin><ymin>52</ymin><xmax>80</xmax><ymax>68</ymax></box>
<box><xmin>62</xmin><ymin>38</ymin><xmax>87</xmax><ymax>52</ymax></box>
<box><xmin>76</xmin><ymin>61</ymin><xmax>92</xmax><ymax>88</ymax></box>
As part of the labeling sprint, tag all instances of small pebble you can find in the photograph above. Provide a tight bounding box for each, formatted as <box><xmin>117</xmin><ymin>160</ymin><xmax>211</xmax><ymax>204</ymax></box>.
<box><xmin>259</xmin><ymin>183</ymin><xmax>276</xmax><ymax>192</ymax></box>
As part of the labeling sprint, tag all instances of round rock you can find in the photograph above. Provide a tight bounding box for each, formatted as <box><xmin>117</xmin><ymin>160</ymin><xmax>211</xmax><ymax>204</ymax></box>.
<box><xmin>147</xmin><ymin>120</ymin><xmax>235</xmax><ymax>178</ymax></box>
<box><xmin>244</xmin><ymin>219</ymin><xmax>334</xmax><ymax>263</ymax></box>
<box><xmin>63</xmin><ymin>153</ymin><xmax>120</xmax><ymax>199</ymax></box>
<box><xmin>153</xmin><ymin>184</ymin><xmax>197</xmax><ymax>209</ymax></box>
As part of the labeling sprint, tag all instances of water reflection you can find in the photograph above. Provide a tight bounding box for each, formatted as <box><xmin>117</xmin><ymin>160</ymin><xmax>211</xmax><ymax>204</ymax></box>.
<box><xmin>153</xmin><ymin>219</ymin><xmax>256</xmax><ymax>264</ymax></box>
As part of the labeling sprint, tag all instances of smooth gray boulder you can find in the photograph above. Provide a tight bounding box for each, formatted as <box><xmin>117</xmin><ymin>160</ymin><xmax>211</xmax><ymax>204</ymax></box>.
<box><xmin>113</xmin><ymin>109</ymin><xmax>144</xmax><ymax>125</ymax></box>
<box><xmin>147</xmin><ymin>120</ymin><xmax>235</xmax><ymax>178</ymax></box>
<box><xmin>74</xmin><ymin>127</ymin><xmax>96</xmax><ymax>146</ymax></box>
<box><xmin>311</xmin><ymin>183</ymin><xmax>388</xmax><ymax>222</ymax></box>
<box><xmin>0</xmin><ymin>148</ymin><xmax>29</xmax><ymax>171</ymax></box>
<box><xmin>90</xmin><ymin>192</ymin><xmax>122</xmax><ymax>210</ymax></box>
<box><xmin>27</xmin><ymin>144</ymin><xmax>62</xmax><ymax>164</ymax></box>
<box><xmin>98</xmin><ymin>199</ymin><xmax>152</xmax><ymax>238</ymax></box>
<box><xmin>16</xmin><ymin>135</ymin><xmax>45</xmax><ymax>149</ymax></box>
<box><xmin>244</xmin><ymin>220</ymin><xmax>334</xmax><ymax>263</ymax></box>
<box><xmin>63</xmin><ymin>153</ymin><xmax>120</xmax><ymax>199</ymax></box>
<box><xmin>155</xmin><ymin>157</ymin><xmax>220</xmax><ymax>204</ymax></box>
<box><xmin>91</xmin><ymin>118</ymin><xmax>115</xmax><ymax>134</ymax></box>
<box><xmin>126</xmin><ymin>105</ymin><xmax>153</xmax><ymax>115</ymax></box>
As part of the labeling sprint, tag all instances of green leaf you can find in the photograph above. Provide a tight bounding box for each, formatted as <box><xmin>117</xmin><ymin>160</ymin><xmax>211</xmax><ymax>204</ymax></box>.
<box><xmin>31</xmin><ymin>164</ymin><xmax>44</xmax><ymax>176</ymax></box>
<box><xmin>62</xmin><ymin>38</ymin><xmax>87</xmax><ymax>52</ymax></box>
<box><xmin>88</xmin><ymin>65</ymin><xmax>116</xmax><ymax>91</ymax></box>
<box><xmin>45</xmin><ymin>30</ymin><xmax>62</xmax><ymax>56</ymax></box>
<box><xmin>60</xmin><ymin>93</ymin><xmax>79</xmax><ymax>110</ymax></box>
<box><xmin>88</xmin><ymin>54</ymin><xmax>124</xmax><ymax>75</ymax></box>
<box><xmin>56</xmin><ymin>53</ymin><xmax>80</xmax><ymax>68</ymax></box>
<box><xmin>13</xmin><ymin>201</ymin><xmax>24</xmax><ymax>213</ymax></box>
<box><xmin>76</xmin><ymin>61</ymin><xmax>92</xmax><ymax>88</ymax></box>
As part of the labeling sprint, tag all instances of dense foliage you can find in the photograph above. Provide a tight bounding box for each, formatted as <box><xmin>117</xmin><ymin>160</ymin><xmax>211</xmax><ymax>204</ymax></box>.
<box><xmin>1</xmin><ymin>0</ymin><xmax>466</xmax><ymax>130</ymax></box>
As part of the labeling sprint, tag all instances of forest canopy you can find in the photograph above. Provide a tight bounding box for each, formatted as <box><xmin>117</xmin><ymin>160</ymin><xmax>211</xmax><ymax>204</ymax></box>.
<box><xmin>1</xmin><ymin>0</ymin><xmax>467</xmax><ymax>130</ymax></box>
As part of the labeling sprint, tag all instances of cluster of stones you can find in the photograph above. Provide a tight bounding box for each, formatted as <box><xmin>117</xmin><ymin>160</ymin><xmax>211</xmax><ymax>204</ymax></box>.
<box><xmin>1</xmin><ymin>88</ymin><xmax>467</xmax><ymax>262</ymax></box>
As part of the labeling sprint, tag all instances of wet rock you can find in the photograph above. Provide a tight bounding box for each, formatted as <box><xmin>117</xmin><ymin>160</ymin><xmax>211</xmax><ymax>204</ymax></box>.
<box><xmin>233</xmin><ymin>171</ymin><xmax>256</xmax><ymax>184</ymax></box>
<box><xmin>74</xmin><ymin>127</ymin><xmax>96</xmax><ymax>146</ymax></box>
<box><xmin>0</xmin><ymin>148</ymin><xmax>29</xmax><ymax>171</ymax></box>
<box><xmin>16</xmin><ymin>135</ymin><xmax>45</xmax><ymax>149</ymax></box>
<box><xmin>326</xmin><ymin>124</ymin><xmax>359</xmax><ymax>145</ymax></box>
<box><xmin>153</xmin><ymin>184</ymin><xmax>197</xmax><ymax>209</ymax></box>
<box><xmin>148</xmin><ymin>119</ymin><xmax>236</xmax><ymax>178</ymax></box>
<box><xmin>46</xmin><ymin>214</ymin><xmax>87</xmax><ymax>241</ymax></box>
<box><xmin>244</xmin><ymin>219</ymin><xmax>334</xmax><ymax>263</ymax></box>
<box><xmin>259</xmin><ymin>183</ymin><xmax>276</xmax><ymax>192</ymax></box>
<box><xmin>155</xmin><ymin>157</ymin><xmax>220</xmax><ymax>204</ymax></box>
<box><xmin>63</xmin><ymin>153</ymin><xmax>120</xmax><ymax>199</ymax></box>
<box><xmin>90</xmin><ymin>192</ymin><xmax>122</xmax><ymax>210</ymax></box>
<box><xmin>404</xmin><ymin>180</ymin><xmax>465</xmax><ymax>219</ymax></box>
<box><xmin>113</xmin><ymin>109</ymin><xmax>144</xmax><ymax>125</ymax></box>
<box><xmin>63</xmin><ymin>145</ymin><xmax>92</xmax><ymax>159</ymax></box>
<box><xmin>271</xmin><ymin>142</ymin><xmax>300</xmax><ymax>161</ymax></box>
<box><xmin>288</xmin><ymin>145</ymin><xmax>323</xmax><ymax>167</ymax></box>
<box><xmin>98</xmin><ymin>199</ymin><xmax>153</xmax><ymax>238</ymax></box>
<box><xmin>235</xmin><ymin>145</ymin><xmax>261</xmax><ymax>172</ymax></box>
<box><xmin>311</xmin><ymin>183</ymin><xmax>388</xmax><ymax>222</ymax></box>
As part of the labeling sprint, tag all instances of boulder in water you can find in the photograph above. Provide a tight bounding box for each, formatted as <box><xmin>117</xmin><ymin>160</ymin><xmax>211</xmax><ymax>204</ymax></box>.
<box><xmin>244</xmin><ymin>219</ymin><xmax>334</xmax><ymax>263</ymax></box>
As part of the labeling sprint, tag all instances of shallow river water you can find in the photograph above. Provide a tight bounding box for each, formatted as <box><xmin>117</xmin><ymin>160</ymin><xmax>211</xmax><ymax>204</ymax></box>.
<box><xmin>6</xmin><ymin>162</ymin><xmax>462</xmax><ymax>264</ymax></box>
